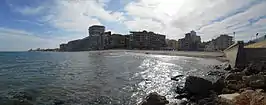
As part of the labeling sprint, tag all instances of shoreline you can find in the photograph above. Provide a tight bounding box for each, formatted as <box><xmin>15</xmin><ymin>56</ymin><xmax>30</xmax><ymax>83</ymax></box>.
<box><xmin>28</xmin><ymin>49</ymin><xmax>228</xmax><ymax>62</ymax></box>
<box><xmin>92</xmin><ymin>50</ymin><xmax>227</xmax><ymax>62</ymax></box>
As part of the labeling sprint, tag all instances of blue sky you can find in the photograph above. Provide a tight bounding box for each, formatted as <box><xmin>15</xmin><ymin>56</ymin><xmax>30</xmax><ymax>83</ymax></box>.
<box><xmin>0</xmin><ymin>0</ymin><xmax>266</xmax><ymax>51</ymax></box>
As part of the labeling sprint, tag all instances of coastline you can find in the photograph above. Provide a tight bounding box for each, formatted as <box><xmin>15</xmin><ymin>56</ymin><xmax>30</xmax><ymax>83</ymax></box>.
<box><xmin>88</xmin><ymin>50</ymin><xmax>228</xmax><ymax>62</ymax></box>
<box><xmin>29</xmin><ymin>49</ymin><xmax>228</xmax><ymax>62</ymax></box>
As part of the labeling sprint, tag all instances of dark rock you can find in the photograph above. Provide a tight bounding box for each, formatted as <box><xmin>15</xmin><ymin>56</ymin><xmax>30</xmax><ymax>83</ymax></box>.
<box><xmin>213</xmin><ymin>77</ymin><xmax>225</xmax><ymax>94</ymax></box>
<box><xmin>221</xmin><ymin>88</ymin><xmax>237</xmax><ymax>94</ymax></box>
<box><xmin>239</xmin><ymin>87</ymin><xmax>253</xmax><ymax>93</ymax></box>
<box><xmin>175</xmin><ymin>93</ymin><xmax>189</xmax><ymax>99</ymax></box>
<box><xmin>140</xmin><ymin>92</ymin><xmax>169</xmax><ymax>105</ymax></box>
<box><xmin>214</xmin><ymin>65</ymin><xmax>221</xmax><ymax>69</ymax></box>
<box><xmin>224</xmin><ymin>73</ymin><xmax>245</xmax><ymax>81</ymax></box>
<box><xmin>184</xmin><ymin>76</ymin><xmax>213</xmax><ymax>96</ymax></box>
<box><xmin>179</xmin><ymin>100</ymin><xmax>189</xmax><ymax>105</ymax></box>
<box><xmin>198</xmin><ymin>97</ymin><xmax>216</xmax><ymax>105</ymax></box>
<box><xmin>226</xmin><ymin>80</ymin><xmax>247</xmax><ymax>90</ymax></box>
<box><xmin>171</xmin><ymin>75</ymin><xmax>184</xmax><ymax>81</ymax></box>
<box><xmin>242</xmin><ymin>68</ymin><xmax>253</xmax><ymax>76</ymax></box>
<box><xmin>175</xmin><ymin>86</ymin><xmax>185</xmax><ymax>94</ymax></box>
<box><xmin>242</xmin><ymin>74</ymin><xmax>266</xmax><ymax>89</ymax></box>
<box><xmin>207</xmin><ymin>71</ymin><xmax>225</xmax><ymax>76</ymax></box>
<box><xmin>233</xmin><ymin>90</ymin><xmax>266</xmax><ymax>105</ymax></box>
<box><xmin>224</xmin><ymin>65</ymin><xmax>232</xmax><ymax>71</ymax></box>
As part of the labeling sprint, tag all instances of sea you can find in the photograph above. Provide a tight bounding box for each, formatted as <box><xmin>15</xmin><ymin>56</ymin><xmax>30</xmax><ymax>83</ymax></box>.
<box><xmin>0</xmin><ymin>51</ymin><xmax>222</xmax><ymax>105</ymax></box>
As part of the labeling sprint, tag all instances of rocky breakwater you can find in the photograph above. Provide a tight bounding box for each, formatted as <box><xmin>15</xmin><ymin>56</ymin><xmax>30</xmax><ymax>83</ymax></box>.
<box><xmin>140</xmin><ymin>62</ymin><xmax>266</xmax><ymax>105</ymax></box>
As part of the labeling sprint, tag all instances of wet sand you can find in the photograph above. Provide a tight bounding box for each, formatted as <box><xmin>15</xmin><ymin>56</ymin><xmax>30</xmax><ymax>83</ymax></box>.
<box><xmin>95</xmin><ymin>50</ymin><xmax>227</xmax><ymax>61</ymax></box>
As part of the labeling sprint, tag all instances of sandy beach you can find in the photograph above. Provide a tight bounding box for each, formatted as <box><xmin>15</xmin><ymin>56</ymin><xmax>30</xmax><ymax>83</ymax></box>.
<box><xmin>93</xmin><ymin>50</ymin><xmax>227</xmax><ymax>61</ymax></box>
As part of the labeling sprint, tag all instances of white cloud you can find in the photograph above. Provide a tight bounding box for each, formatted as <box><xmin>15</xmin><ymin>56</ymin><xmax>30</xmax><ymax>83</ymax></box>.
<box><xmin>0</xmin><ymin>28</ymin><xmax>59</xmax><ymax>51</ymax></box>
<box><xmin>44</xmin><ymin>0</ymin><xmax>125</xmax><ymax>34</ymax></box>
<box><xmin>123</xmin><ymin>0</ymin><xmax>266</xmax><ymax>41</ymax></box>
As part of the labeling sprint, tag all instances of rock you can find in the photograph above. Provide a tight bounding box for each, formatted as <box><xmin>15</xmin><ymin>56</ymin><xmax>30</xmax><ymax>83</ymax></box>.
<box><xmin>247</xmin><ymin>62</ymin><xmax>266</xmax><ymax>73</ymax></box>
<box><xmin>239</xmin><ymin>87</ymin><xmax>253</xmax><ymax>93</ymax></box>
<box><xmin>233</xmin><ymin>90</ymin><xmax>266</xmax><ymax>105</ymax></box>
<box><xmin>225</xmin><ymin>73</ymin><xmax>245</xmax><ymax>81</ymax></box>
<box><xmin>242</xmin><ymin>68</ymin><xmax>253</xmax><ymax>76</ymax></box>
<box><xmin>224</xmin><ymin>64</ymin><xmax>232</xmax><ymax>71</ymax></box>
<box><xmin>175</xmin><ymin>93</ymin><xmax>189</xmax><ymax>99</ymax></box>
<box><xmin>207</xmin><ymin>71</ymin><xmax>225</xmax><ymax>76</ymax></box>
<box><xmin>224</xmin><ymin>73</ymin><xmax>247</xmax><ymax>91</ymax></box>
<box><xmin>219</xmin><ymin>93</ymin><xmax>240</xmax><ymax>101</ymax></box>
<box><xmin>179</xmin><ymin>100</ymin><xmax>189</xmax><ymax>105</ymax></box>
<box><xmin>213</xmin><ymin>77</ymin><xmax>225</xmax><ymax>94</ymax></box>
<box><xmin>175</xmin><ymin>86</ymin><xmax>185</xmax><ymax>94</ymax></box>
<box><xmin>222</xmin><ymin>88</ymin><xmax>237</xmax><ymax>94</ymax></box>
<box><xmin>217</xmin><ymin>94</ymin><xmax>238</xmax><ymax>105</ymax></box>
<box><xmin>184</xmin><ymin>76</ymin><xmax>213</xmax><ymax>96</ymax></box>
<box><xmin>140</xmin><ymin>92</ymin><xmax>169</xmax><ymax>105</ymax></box>
<box><xmin>243</xmin><ymin>74</ymin><xmax>266</xmax><ymax>88</ymax></box>
<box><xmin>198</xmin><ymin>97</ymin><xmax>215</xmax><ymax>105</ymax></box>
<box><xmin>214</xmin><ymin>65</ymin><xmax>221</xmax><ymax>69</ymax></box>
<box><xmin>171</xmin><ymin>75</ymin><xmax>184</xmax><ymax>81</ymax></box>
<box><xmin>226</xmin><ymin>80</ymin><xmax>247</xmax><ymax>90</ymax></box>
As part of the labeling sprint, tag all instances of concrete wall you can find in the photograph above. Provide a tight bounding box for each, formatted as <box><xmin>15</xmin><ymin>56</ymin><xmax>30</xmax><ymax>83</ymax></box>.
<box><xmin>224</xmin><ymin>41</ymin><xmax>246</xmax><ymax>68</ymax></box>
<box><xmin>224</xmin><ymin>41</ymin><xmax>266</xmax><ymax>68</ymax></box>
<box><xmin>245</xmin><ymin>48</ymin><xmax>266</xmax><ymax>63</ymax></box>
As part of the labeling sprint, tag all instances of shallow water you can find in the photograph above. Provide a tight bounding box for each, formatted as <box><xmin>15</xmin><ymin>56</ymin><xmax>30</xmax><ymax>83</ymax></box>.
<box><xmin>0</xmin><ymin>51</ymin><xmax>222</xmax><ymax>105</ymax></box>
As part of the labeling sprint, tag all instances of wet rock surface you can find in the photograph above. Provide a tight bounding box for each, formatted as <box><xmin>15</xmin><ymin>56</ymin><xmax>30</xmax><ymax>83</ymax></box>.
<box><xmin>140</xmin><ymin>92</ymin><xmax>169</xmax><ymax>105</ymax></box>
<box><xmin>184</xmin><ymin>76</ymin><xmax>213</xmax><ymax>96</ymax></box>
<box><xmin>140</xmin><ymin>62</ymin><xmax>266</xmax><ymax>105</ymax></box>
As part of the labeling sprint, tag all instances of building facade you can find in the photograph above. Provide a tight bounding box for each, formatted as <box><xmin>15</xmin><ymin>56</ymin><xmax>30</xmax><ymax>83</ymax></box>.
<box><xmin>130</xmin><ymin>31</ymin><xmax>166</xmax><ymax>50</ymax></box>
<box><xmin>215</xmin><ymin>34</ymin><xmax>233</xmax><ymax>50</ymax></box>
<box><xmin>166</xmin><ymin>39</ymin><xmax>179</xmax><ymax>50</ymax></box>
<box><xmin>204</xmin><ymin>34</ymin><xmax>233</xmax><ymax>51</ymax></box>
<box><xmin>178</xmin><ymin>31</ymin><xmax>201</xmax><ymax>51</ymax></box>
<box><xmin>88</xmin><ymin>25</ymin><xmax>106</xmax><ymax>50</ymax></box>
<box><xmin>59</xmin><ymin>25</ymin><xmax>167</xmax><ymax>51</ymax></box>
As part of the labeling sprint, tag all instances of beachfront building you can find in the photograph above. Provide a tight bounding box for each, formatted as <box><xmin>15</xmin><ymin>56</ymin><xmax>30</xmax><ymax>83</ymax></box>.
<box><xmin>88</xmin><ymin>25</ymin><xmax>106</xmax><ymax>50</ymax></box>
<box><xmin>130</xmin><ymin>30</ymin><xmax>166</xmax><ymax>50</ymax></box>
<box><xmin>178</xmin><ymin>31</ymin><xmax>201</xmax><ymax>51</ymax></box>
<box><xmin>204</xmin><ymin>34</ymin><xmax>233</xmax><ymax>51</ymax></box>
<box><xmin>166</xmin><ymin>39</ymin><xmax>179</xmax><ymax>50</ymax></box>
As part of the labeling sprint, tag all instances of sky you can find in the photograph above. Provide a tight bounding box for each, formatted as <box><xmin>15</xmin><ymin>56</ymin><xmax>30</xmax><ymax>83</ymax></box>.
<box><xmin>0</xmin><ymin>0</ymin><xmax>266</xmax><ymax>51</ymax></box>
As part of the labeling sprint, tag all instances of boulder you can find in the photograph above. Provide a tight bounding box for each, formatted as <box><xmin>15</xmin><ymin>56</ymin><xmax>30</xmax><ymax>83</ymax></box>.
<box><xmin>233</xmin><ymin>90</ymin><xmax>266</xmax><ymax>105</ymax></box>
<box><xmin>140</xmin><ymin>92</ymin><xmax>169</xmax><ymax>105</ymax></box>
<box><xmin>242</xmin><ymin>68</ymin><xmax>253</xmax><ymax>76</ymax></box>
<box><xmin>218</xmin><ymin>93</ymin><xmax>240</xmax><ymax>105</ymax></box>
<box><xmin>213</xmin><ymin>77</ymin><xmax>225</xmax><ymax>94</ymax></box>
<box><xmin>214</xmin><ymin>65</ymin><xmax>221</xmax><ymax>69</ymax></box>
<box><xmin>226</xmin><ymin>80</ymin><xmax>247</xmax><ymax>90</ymax></box>
<box><xmin>175</xmin><ymin>93</ymin><xmax>189</xmax><ymax>99</ymax></box>
<box><xmin>242</xmin><ymin>74</ymin><xmax>266</xmax><ymax>88</ymax></box>
<box><xmin>224</xmin><ymin>64</ymin><xmax>232</xmax><ymax>71</ymax></box>
<box><xmin>225</xmin><ymin>73</ymin><xmax>245</xmax><ymax>81</ymax></box>
<box><xmin>184</xmin><ymin>76</ymin><xmax>213</xmax><ymax>96</ymax></box>
<box><xmin>247</xmin><ymin>62</ymin><xmax>266</xmax><ymax>72</ymax></box>
<box><xmin>219</xmin><ymin>93</ymin><xmax>240</xmax><ymax>101</ymax></box>
<box><xmin>207</xmin><ymin>71</ymin><xmax>225</xmax><ymax>76</ymax></box>
<box><xmin>224</xmin><ymin>73</ymin><xmax>247</xmax><ymax>91</ymax></box>
<box><xmin>222</xmin><ymin>88</ymin><xmax>237</xmax><ymax>94</ymax></box>
<box><xmin>179</xmin><ymin>100</ymin><xmax>189</xmax><ymax>105</ymax></box>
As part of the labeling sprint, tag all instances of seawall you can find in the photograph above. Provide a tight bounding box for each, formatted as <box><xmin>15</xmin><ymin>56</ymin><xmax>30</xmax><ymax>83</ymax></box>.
<box><xmin>224</xmin><ymin>41</ymin><xmax>266</xmax><ymax>68</ymax></box>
